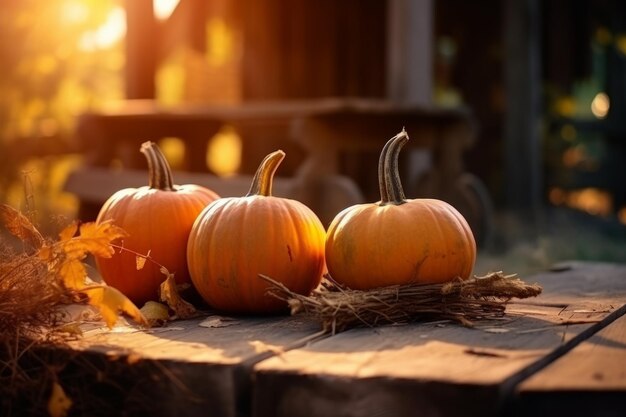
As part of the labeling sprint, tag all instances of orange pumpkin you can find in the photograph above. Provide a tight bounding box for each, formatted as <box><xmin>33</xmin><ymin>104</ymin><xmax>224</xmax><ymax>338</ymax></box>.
<box><xmin>187</xmin><ymin>150</ymin><xmax>326</xmax><ymax>313</ymax></box>
<box><xmin>95</xmin><ymin>141</ymin><xmax>219</xmax><ymax>305</ymax></box>
<box><xmin>325</xmin><ymin>129</ymin><xmax>476</xmax><ymax>290</ymax></box>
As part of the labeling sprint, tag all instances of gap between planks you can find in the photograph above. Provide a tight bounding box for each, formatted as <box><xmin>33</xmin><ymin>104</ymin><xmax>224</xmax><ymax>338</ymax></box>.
<box><xmin>499</xmin><ymin>302</ymin><xmax>626</xmax><ymax>413</ymax></box>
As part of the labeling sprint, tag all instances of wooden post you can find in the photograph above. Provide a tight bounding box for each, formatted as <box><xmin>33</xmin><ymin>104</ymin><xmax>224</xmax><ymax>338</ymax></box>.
<box><xmin>125</xmin><ymin>0</ymin><xmax>157</xmax><ymax>99</ymax></box>
<box><xmin>503</xmin><ymin>0</ymin><xmax>542</xmax><ymax>217</ymax></box>
<box><xmin>386</xmin><ymin>0</ymin><xmax>433</xmax><ymax>106</ymax></box>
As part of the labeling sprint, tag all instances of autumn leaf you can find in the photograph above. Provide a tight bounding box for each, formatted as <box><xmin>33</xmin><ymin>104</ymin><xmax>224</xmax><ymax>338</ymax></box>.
<box><xmin>1</xmin><ymin>203</ymin><xmax>145</xmax><ymax>330</ymax></box>
<box><xmin>47</xmin><ymin>381</ymin><xmax>72</xmax><ymax>417</ymax></box>
<box><xmin>58</xmin><ymin>258</ymin><xmax>88</xmax><ymax>290</ymax></box>
<box><xmin>39</xmin><ymin>220</ymin><xmax>128</xmax><ymax>291</ymax></box>
<box><xmin>58</xmin><ymin>221</ymin><xmax>127</xmax><ymax>261</ymax></box>
<box><xmin>136</xmin><ymin>250</ymin><xmax>151</xmax><ymax>270</ymax></box>
<box><xmin>58</xmin><ymin>221</ymin><xmax>78</xmax><ymax>241</ymax></box>
<box><xmin>82</xmin><ymin>285</ymin><xmax>148</xmax><ymax>329</ymax></box>
<box><xmin>0</xmin><ymin>203</ymin><xmax>44</xmax><ymax>250</ymax></box>
<box><xmin>159</xmin><ymin>267</ymin><xmax>199</xmax><ymax>319</ymax></box>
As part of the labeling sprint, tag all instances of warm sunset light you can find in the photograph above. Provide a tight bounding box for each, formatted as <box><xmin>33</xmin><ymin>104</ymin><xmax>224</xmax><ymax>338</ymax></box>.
<box><xmin>207</xmin><ymin>18</ymin><xmax>236</xmax><ymax>66</ymax></box>
<box><xmin>550</xmin><ymin>187</ymin><xmax>613</xmax><ymax>217</ymax></box>
<box><xmin>60</xmin><ymin>1</ymin><xmax>89</xmax><ymax>24</ymax></box>
<box><xmin>159</xmin><ymin>137</ymin><xmax>186</xmax><ymax>169</ymax></box>
<box><xmin>206</xmin><ymin>126</ymin><xmax>242</xmax><ymax>176</ymax></box>
<box><xmin>78</xmin><ymin>6</ymin><xmax>126</xmax><ymax>51</ymax></box>
<box><xmin>591</xmin><ymin>92</ymin><xmax>610</xmax><ymax>119</ymax></box>
<box><xmin>153</xmin><ymin>0</ymin><xmax>180</xmax><ymax>20</ymax></box>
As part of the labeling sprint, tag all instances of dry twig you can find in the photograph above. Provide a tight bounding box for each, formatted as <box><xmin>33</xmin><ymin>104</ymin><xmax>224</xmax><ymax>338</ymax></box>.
<box><xmin>261</xmin><ymin>272</ymin><xmax>543</xmax><ymax>334</ymax></box>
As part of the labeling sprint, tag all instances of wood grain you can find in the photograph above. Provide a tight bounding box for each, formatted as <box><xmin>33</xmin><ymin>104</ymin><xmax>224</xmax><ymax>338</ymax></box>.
<box><xmin>51</xmin><ymin>261</ymin><xmax>626</xmax><ymax>417</ymax></box>
<box><xmin>514</xmin><ymin>310</ymin><xmax>626</xmax><ymax>417</ymax></box>
<box><xmin>252</xmin><ymin>262</ymin><xmax>626</xmax><ymax>417</ymax></box>
<box><xmin>57</xmin><ymin>315</ymin><xmax>324</xmax><ymax>417</ymax></box>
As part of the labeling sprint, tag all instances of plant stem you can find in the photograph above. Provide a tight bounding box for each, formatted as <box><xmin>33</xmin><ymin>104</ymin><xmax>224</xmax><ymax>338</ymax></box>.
<box><xmin>379</xmin><ymin>129</ymin><xmax>409</xmax><ymax>205</ymax></box>
<box><xmin>140</xmin><ymin>141</ymin><xmax>175</xmax><ymax>191</ymax></box>
<box><xmin>247</xmin><ymin>150</ymin><xmax>285</xmax><ymax>197</ymax></box>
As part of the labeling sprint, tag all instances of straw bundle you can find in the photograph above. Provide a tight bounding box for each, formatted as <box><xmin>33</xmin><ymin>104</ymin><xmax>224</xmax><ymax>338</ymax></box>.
<box><xmin>262</xmin><ymin>272</ymin><xmax>543</xmax><ymax>333</ymax></box>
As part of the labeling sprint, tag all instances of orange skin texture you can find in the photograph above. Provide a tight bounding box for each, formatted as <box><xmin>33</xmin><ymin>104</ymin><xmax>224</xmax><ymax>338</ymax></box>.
<box><xmin>187</xmin><ymin>195</ymin><xmax>326</xmax><ymax>314</ymax></box>
<box><xmin>95</xmin><ymin>184</ymin><xmax>219</xmax><ymax>305</ymax></box>
<box><xmin>325</xmin><ymin>198</ymin><xmax>477</xmax><ymax>290</ymax></box>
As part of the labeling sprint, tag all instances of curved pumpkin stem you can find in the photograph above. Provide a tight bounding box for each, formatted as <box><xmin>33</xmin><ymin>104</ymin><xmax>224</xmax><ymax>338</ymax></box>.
<box><xmin>379</xmin><ymin>128</ymin><xmax>409</xmax><ymax>206</ymax></box>
<box><xmin>247</xmin><ymin>150</ymin><xmax>285</xmax><ymax>197</ymax></box>
<box><xmin>140</xmin><ymin>141</ymin><xmax>176</xmax><ymax>191</ymax></box>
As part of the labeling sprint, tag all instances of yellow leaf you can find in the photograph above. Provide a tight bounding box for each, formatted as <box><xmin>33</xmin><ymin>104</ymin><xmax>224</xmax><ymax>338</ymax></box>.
<box><xmin>0</xmin><ymin>204</ymin><xmax>44</xmax><ymax>249</ymax></box>
<box><xmin>159</xmin><ymin>268</ymin><xmax>199</xmax><ymax>319</ymax></box>
<box><xmin>58</xmin><ymin>222</ymin><xmax>78</xmax><ymax>241</ymax></box>
<box><xmin>83</xmin><ymin>285</ymin><xmax>148</xmax><ymax>329</ymax></box>
<box><xmin>58</xmin><ymin>258</ymin><xmax>87</xmax><ymax>290</ymax></box>
<box><xmin>47</xmin><ymin>381</ymin><xmax>72</xmax><ymax>417</ymax></box>
<box><xmin>136</xmin><ymin>249</ymin><xmax>151</xmax><ymax>270</ymax></box>
<box><xmin>60</xmin><ymin>221</ymin><xmax>127</xmax><ymax>261</ymax></box>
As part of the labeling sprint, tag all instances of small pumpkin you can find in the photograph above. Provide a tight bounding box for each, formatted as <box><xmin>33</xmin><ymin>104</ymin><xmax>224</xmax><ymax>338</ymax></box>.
<box><xmin>95</xmin><ymin>141</ymin><xmax>219</xmax><ymax>305</ymax></box>
<box><xmin>187</xmin><ymin>150</ymin><xmax>326</xmax><ymax>313</ymax></box>
<box><xmin>325</xmin><ymin>129</ymin><xmax>476</xmax><ymax>290</ymax></box>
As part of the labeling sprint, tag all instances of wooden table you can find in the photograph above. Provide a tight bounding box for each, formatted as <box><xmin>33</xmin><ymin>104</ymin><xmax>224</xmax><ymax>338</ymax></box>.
<box><xmin>48</xmin><ymin>261</ymin><xmax>626</xmax><ymax>417</ymax></box>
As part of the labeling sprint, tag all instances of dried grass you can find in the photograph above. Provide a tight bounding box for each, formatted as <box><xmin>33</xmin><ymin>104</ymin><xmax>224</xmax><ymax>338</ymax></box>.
<box><xmin>262</xmin><ymin>272</ymin><xmax>543</xmax><ymax>333</ymax></box>
<box><xmin>0</xmin><ymin>245</ymin><xmax>72</xmax><ymax>413</ymax></box>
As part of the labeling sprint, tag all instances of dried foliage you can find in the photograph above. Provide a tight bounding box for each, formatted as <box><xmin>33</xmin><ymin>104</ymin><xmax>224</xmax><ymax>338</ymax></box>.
<box><xmin>1</xmin><ymin>203</ymin><xmax>148</xmax><ymax>414</ymax></box>
<box><xmin>0</xmin><ymin>203</ymin><xmax>148</xmax><ymax>335</ymax></box>
<box><xmin>159</xmin><ymin>268</ymin><xmax>200</xmax><ymax>320</ymax></box>
<box><xmin>262</xmin><ymin>272</ymin><xmax>543</xmax><ymax>333</ymax></box>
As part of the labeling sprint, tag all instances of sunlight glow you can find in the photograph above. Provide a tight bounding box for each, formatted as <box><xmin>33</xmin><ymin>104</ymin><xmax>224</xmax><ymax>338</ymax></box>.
<box><xmin>159</xmin><ymin>137</ymin><xmax>186</xmax><ymax>169</ymax></box>
<box><xmin>207</xmin><ymin>18</ymin><xmax>235</xmax><ymax>66</ymax></box>
<box><xmin>60</xmin><ymin>1</ymin><xmax>89</xmax><ymax>24</ymax></box>
<box><xmin>591</xmin><ymin>92</ymin><xmax>610</xmax><ymax>119</ymax></box>
<box><xmin>78</xmin><ymin>6</ymin><xmax>126</xmax><ymax>51</ymax></box>
<box><xmin>550</xmin><ymin>187</ymin><xmax>612</xmax><ymax>217</ymax></box>
<box><xmin>206</xmin><ymin>126</ymin><xmax>242</xmax><ymax>176</ymax></box>
<box><xmin>154</xmin><ymin>0</ymin><xmax>180</xmax><ymax>20</ymax></box>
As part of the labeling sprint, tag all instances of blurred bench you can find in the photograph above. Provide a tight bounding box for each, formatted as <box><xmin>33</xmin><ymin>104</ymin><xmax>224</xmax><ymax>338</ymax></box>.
<box><xmin>65</xmin><ymin>98</ymin><xmax>492</xmax><ymax>241</ymax></box>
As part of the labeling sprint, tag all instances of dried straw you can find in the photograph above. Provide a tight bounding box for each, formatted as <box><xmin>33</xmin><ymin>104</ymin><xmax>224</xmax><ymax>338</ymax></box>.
<box><xmin>0</xmin><ymin>247</ymin><xmax>71</xmax><ymax>412</ymax></box>
<box><xmin>262</xmin><ymin>272</ymin><xmax>543</xmax><ymax>334</ymax></box>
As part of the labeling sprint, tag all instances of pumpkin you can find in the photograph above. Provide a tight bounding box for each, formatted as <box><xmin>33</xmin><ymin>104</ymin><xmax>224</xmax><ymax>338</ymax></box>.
<box><xmin>95</xmin><ymin>141</ymin><xmax>219</xmax><ymax>305</ymax></box>
<box><xmin>325</xmin><ymin>129</ymin><xmax>476</xmax><ymax>290</ymax></box>
<box><xmin>187</xmin><ymin>150</ymin><xmax>326</xmax><ymax>313</ymax></box>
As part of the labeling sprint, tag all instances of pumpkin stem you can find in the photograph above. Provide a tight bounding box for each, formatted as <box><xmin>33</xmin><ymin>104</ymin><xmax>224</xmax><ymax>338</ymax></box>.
<box><xmin>140</xmin><ymin>141</ymin><xmax>176</xmax><ymax>191</ymax></box>
<box><xmin>379</xmin><ymin>128</ymin><xmax>409</xmax><ymax>205</ymax></box>
<box><xmin>247</xmin><ymin>150</ymin><xmax>285</xmax><ymax>197</ymax></box>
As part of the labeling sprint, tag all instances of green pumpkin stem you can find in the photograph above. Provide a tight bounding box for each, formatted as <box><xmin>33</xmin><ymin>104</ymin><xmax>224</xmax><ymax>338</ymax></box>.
<box><xmin>379</xmin><ymin>129</ymin><xmax>409</xmax><ymax>205</ymax></box>
<box><xmin>140</xmin><ymin>141</ymin><xmax>176</xmax><ymax>191</ymax></box>
<box><xmin>247</xmin><ymin>150</ymin><xmax>285</xmax><ymax>197</ymax></box>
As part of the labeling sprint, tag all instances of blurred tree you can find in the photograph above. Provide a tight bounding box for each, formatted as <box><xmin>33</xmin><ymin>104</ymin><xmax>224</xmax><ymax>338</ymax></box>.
<box><xmin>0</xmin><ymin>0</ymin><xmax>124</xmax><ymax>216</ymax></box>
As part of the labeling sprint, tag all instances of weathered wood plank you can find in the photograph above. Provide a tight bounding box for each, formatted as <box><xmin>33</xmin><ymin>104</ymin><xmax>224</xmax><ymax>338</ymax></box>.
<box><xmin>514</xmin><ymin>310</ymin><xmax>626</xmax><ymax>417</ymax></box>
<box><xmin>251</xmin><ymin>262</ymin><xmax>626</xmax><ymax>417</ymax></box>
<box><xmin>57</xmin><ymin>315</ymin><xmax>324</xmax><ymax>417</ymax></box>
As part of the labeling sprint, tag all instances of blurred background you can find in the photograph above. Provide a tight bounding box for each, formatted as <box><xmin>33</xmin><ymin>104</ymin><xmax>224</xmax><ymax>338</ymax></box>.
<box><xmin>0</xmin><ymin>0</ymin><xmax>625</xmax><ymax>274</ymax></box>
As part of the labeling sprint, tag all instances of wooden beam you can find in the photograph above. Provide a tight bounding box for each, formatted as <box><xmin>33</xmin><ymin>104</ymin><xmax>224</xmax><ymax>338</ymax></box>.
<box><xmin>125</xmin><ymin>0</ymin><xmax>157</xmax><ymax>99</ymax></box>
<box><xmin>386</xmin><ymin>0</ymin><xmax>433</xmax><ymax>105</ymax></box>
<box><xmin>159</xmin><ymin>0</ymin><xmax>209</xmax><ymax>60</ymax></box>
<box><xmin>503</xmin><ymin>0</ymin><xmax>543</xmax><ymax>215</ymax></box>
